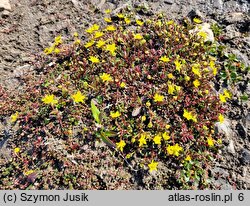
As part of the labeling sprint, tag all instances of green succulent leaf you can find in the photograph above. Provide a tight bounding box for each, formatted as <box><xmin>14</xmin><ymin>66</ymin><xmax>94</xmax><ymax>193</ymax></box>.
<box><xmin>100</xmin><ymin>130</ymin><xmax>116</xmax><ymax>148</ymax></box>
<box><xmin>91</xmin><ymin>99</ymin><xmax>101</xmax><ymax>124</ymax></box>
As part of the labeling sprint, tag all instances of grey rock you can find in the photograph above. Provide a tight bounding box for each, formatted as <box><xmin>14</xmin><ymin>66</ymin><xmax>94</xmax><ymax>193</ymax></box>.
<box><xmin>227</xmin><ymin>140</ymin><xmax>236</xmax><ymax>154</ymax></box>
<box><xmin>0</xmin><ymin>0</ymin><xmax>11</xmax><ymax>11</ymax></box>
<box><xmin>13</xmin><ymin>64</ymin><xmax>34</xmax><ymax>79</ymax></box>
<box><xmin>242</xmin><ymin>166</ymin><xmax>247</xmax><ymax>177</ymax></box>
<box><xmin>236</xmin><ymin>122</ymin><xmax>247</xmax><ymax>139</ymax></box>
<box><xmin>211</xmin><ymin>166</ymin><xmax>230</xmax><ymax>178</ymax></box>
<box><xmin>231</xmin><ymin>49</ymin><xmax>250</xmax><ymax>67</ymax></box>
<box><xmin>240</xmin><ymin>149</ymin><xmax>250</xmax><ymax>165</ymax></box>
<box><xmin>243</xmin><ymin>37</ymin><xmax>250</xmax><ymax>48</ymax></box>
<box><xmin>212</xmin><ymin>177</ymin><xmax>233</xmax><ymax>190</ymax></box>
<box><xmin>224</xmin><ymin>12</ymin><xmax>246</xmax><ymax>24</ymax></box>
<box><xmin>1</xmin><ymin>9</ymin><xmax>10</xmax><ymax>17</ymax></box>
<box><xmin>231</xmin><ymin>171</ymin><xmax>237</xmax><ymax>181</ymax></box>
<box><xmin>213</xmin><ymin>0</ymin><xmax>223</xmax><ymax>9</ymax></box>
<box><xmin>225</xmin><ymin>24</ymin><xmax>241</xmax><ymax>39</ymax></box>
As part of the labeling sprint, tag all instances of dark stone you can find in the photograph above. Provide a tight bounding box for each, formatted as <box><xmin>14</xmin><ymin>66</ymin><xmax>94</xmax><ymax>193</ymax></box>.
<box><xmin>236</xmin><ymin>122</ymin><xmax>247</xmax><ymax>139</ymax></box>
<box><xmin>240</xmin><ymin>149</ymin><xmax>250</xmax><ymax>165</ymax></box>
<box><xmin>187</xmin><ymin>9</ymin><xmax>204</xmax><ymax>19</ymax></box>
<box><xmin>164</xmin><ymin>0</ymin><xmax>174</xmax><ymax>5</ymax></box>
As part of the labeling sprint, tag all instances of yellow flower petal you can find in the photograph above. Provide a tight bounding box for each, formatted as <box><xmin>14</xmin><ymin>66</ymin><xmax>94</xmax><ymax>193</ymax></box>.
<box><xmin>71</xmin><ymin>91</ymin><xmax>86</xmax><ymax>103</ymax></box>
<box><xmin>153</xmin><ymin>93</ymin><xmax>164</xmax><ymax>102</ymax></box>
<box><xmin>110</xmin><ymin>111</ymin><xmax>121</xmax><ymax>118</ymax></box>
<box><xmin>148</xmin><ymin>160</ymin><xmax>158</xmax><ymax>172</ymax></box>
<box><xmin>42</xmin><ymin>94</ymin><xmax>58</xmax><ymax>106</ymax></box>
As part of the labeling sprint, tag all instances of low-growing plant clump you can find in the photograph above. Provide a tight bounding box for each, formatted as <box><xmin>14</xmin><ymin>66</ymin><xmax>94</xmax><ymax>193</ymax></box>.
<box><xmin>0</xmin><ymin>10</ymin><xmax>234</xmax><ymax>189</ymax></box>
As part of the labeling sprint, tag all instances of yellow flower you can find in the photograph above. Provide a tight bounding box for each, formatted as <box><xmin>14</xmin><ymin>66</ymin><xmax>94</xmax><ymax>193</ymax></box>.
<box><xmin>174</xmin><ymin>60</ymin><xmax>182</xmax><ymax>72</ymax></box>
<box><xmin>212</xmin><ymin>67</ymin><xmax>217</xmax><ymax>75</ymax></box>
<box><xmin>148</xmin><ymin>160</ymin><xmax>158</xmax><ymax>172</ymax></box>
<box><xmin>217</xmin><ymin>139</ymin><xmax>222</xmax><ymax>144</ymax></box>
<box><xmin>185</xmin><ymin>155</ymin><xmax>191</xmax><ymax>161</ymax></box>
<box><xmin>203</xmin><ymin>125</ymin><xmax>208</xmax><ymax>130</ymax></box>
<box><xmin>146</xmin><ymin>101</ymin><xmax>151</xmax><ymax>107</ymax></box>
<box><xmin>136</xmin><ymin>19</ymin><xmax>144</xmax><ymax>26</ymax></box>
<box><xmin>141</xmin><ymin>115</ymin><xmax>146</xmax><ymax>122</ymax></box>
<box><xmin>223</xmin><ymin>90</ymin><xmax>231</xmax><ymax>99</ymax></box>
<box><xmin>86</xmin><ymin>24</ymin><xmax>99</xmax><ymax>33</ymax></box>
<box><xmin>116</xmin><ymin>140</ymin><xmax>126</xmax><ymax>152</ymax></box>
<box><xmin>117</xmin><ymin>13</ymin><xmax>124</xmax><ymax>18</ymax></box>
<box><xmin>168</xmin><ymin>83</ymin><xmax>175</xmax><ymax>95</ymax></box>
<box><xmin>104</xmin><ymin>17</ymin><xmax>112</xmax><ymax>23</ymax></box>
<box><xmin>167</xmin><ymin>144</ymin><xmax>183</xmax><ymax>156</ymax></box>
<box><xmin>153</xmin><ymin>93</ymin><xmax>164</xmax><ymax>102</ymax></box>
<box><xmin>105</xmin><ymin>43</ymin><xmax>116</xmax><ymax>55</ymax></box>
<box><xmin>168</xmin><ymin>73</ymin><xmax>174</xmax><ymax>79</ymax></box>
<box><xmin>192</xmin><ymin>64</ymin><xmax>201</xmax><ymax>77</ymax></box>
<box><xmin>10</xmin><ymin>112</ymin><xmax>19</xmax><ymax>123</ymax></box>
<box><xmin>191</xmin><ymin>114</ymin><xmax>197</xmax><ymax>123</ymax></box>
<box><xmin>96</xmin><ymin>40</ymin><xmax>106</xmax><ymax>48</ymax></box>
<box><xmin>167</xmin><ymin>145</ymin><xmax>174</xmax><ymax>155</ymax></box>
<box><xmin>120</xmin><ymin>82</ymin><xmax>126</xmax><ymax>88</ymax></box>
<box><xmin>134</xmin><ymin>33</ymin><xmax>143</xmax><ymax>40</ymax></box>
<box><xmin>44</xmin><ymin>46</ymin><xmax>54</xmax><ymax>55</ymax></box>
<box><xmin>193</xmin><ymin>79</ymin><xmax>200</xmax><ymax>88</ymax></box>
<box><xmin>165</xmin><ymin>124</ymin><xmax>171</xmax><ymax>129</ymax></box>
<box><xmin>14</xmin><ymin>147</ymin><xmax>20</xmax><ymax>153</ymax></box>
<box><xmin>193</xmin><ymin>17</ymin><xmax>202</xmax><ymax>24</ymax></box>
<box><xmin>100</xmin><ymin>73</ymin><xmax>113</xmax><ymax>82</ymax></box>
<box><xmin>162</xmin><ymin>132</ymin><xmax>170</xmax><ymax>141</ymax></box>
<box><xmin>183</xmin><ymin>109</ymin><xmax>192</xmax><ymax>120</ymax></box>
<box><xmin>159</xmin><ymin>56</ymin><xmax>170</xmax><ymax>62</ymax></box>
<box><xmin>153</xmin><ymin>133</ymin><xmax>162</xmax><ymax>145</ymax></box>
<box><xmin>218</xmin><ymin>114</ymin><xmax>224</xmax><ymax>123</ymax></box>
<box><xmin>84</xmin><ymin>40</ymin><xmax>95</xmax><ymax>48</ymax></box>
<box><xmin>156</xmin><ymin>20</ymin><xmax>162</xmax><ymax>27</ymax></box>
<box><xmin>197</xmin><ymin>31</ymin><xmax>207</xmax><ymax>39</ymax></box>
<box><xmin>175</xmin><ymin>85</ymin><xmax>181</xmax><ymax>92</ymax></box>
<box><xmin>105</xmin><ymin>9</ymin><xmax>111</xmax><ymax>14</ymax></box>
<box><xmin>210</xmin><ymin>60</ymin><xmax>217</xmax><ymax>75</ymax></box>
<box><xmin>71</xmin><ymin>91</ymin><xmax>85</xmax><ymax>103</ymax></box>
<box><xmin>124</xmin><ymin>17</ymin><xmax>131</xmax><ymax>24</ymax></box>
<box><xmin>106</xmin><ymin>25</ymin><xmax>116</xmax><ymax>31</ymax></box>
<box><xmin>74</xmin><ymin>39</ymin><xmax>81</xmax><ymax>45</ymax></box>
<box><xmin>110</xmin><ymin>111</ymin><xmax>121</xmax><ymax>118</ymax></box>
<box><xmin>125</xmin><ymin>152</ymin><xmax>134</xmax><ymax>159</ymax></box>
<box><xmin>42</xmin><ymin>94</ymin><xmax>58</xmax><ymax>106</ymax></box>
<box><xmin>138</xmin><ymin>133</ymin><xmax>147</xmax><ymax>147</ymax></box>
<box><xmin>219</xmin><ymin>94</ymin><xmax>226</xmax><ymax>103</ymax></box>
<box><xmin>184</xmin><ymin>75</ymin><xmax>190</xmax><ymax>81</ymax></box>
<box><xmin>24</xmin><ymin>170</ymin><xmax>35</xmax><ymax>176</ymax></box>
<box><xmin>207</xmin><ymin>137</ymin><xmax>214</xmax><ymax>147</ymax></box>
<box><xmin>54</xmin><ymin>35</ymin><xmax>62</xmax><ymax>45</ymax></box>
<box><xmin>94</xmin><ymin>31</ymin><xmax>104</xmax><ymax>39</ymax></box>
<box><xmin>89</xmin><ymin>56</ymin><xmax>100</xmax><ymax>63</ymax></box>
<box><xmin>54</xmin><ymin>48</ymin><xmax>60</xmax><ymax>54</ymax></box>
<box><xmin>73</xmin><ymin>32</ymin><xmax>78</xmax><ymax>37</ymax></box>
<box><xmin>166</xmin><ymin>20</ymin><xmax>174</xmax><ymax>25</ymax></box>
<box><xmin>147</xmin><ymin>121</ymin><xmax>153</xmax><ymax>128</ymax></box>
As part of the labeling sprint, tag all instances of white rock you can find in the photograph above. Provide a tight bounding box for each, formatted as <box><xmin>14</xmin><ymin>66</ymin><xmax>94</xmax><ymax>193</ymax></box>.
<box><xmin>189</xmin><ymin>23</ymin><xmax>215</xmax><ymax>42</ymax></box>
<box><xmin>215</xmin><ymin>119</ymin><xmax>233</xmax><ymax>139</ymax></box>
<box><xmin>0</xmin><ymin>0</ymin><xmax>11</xmax><ymax>11</ymax></box>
